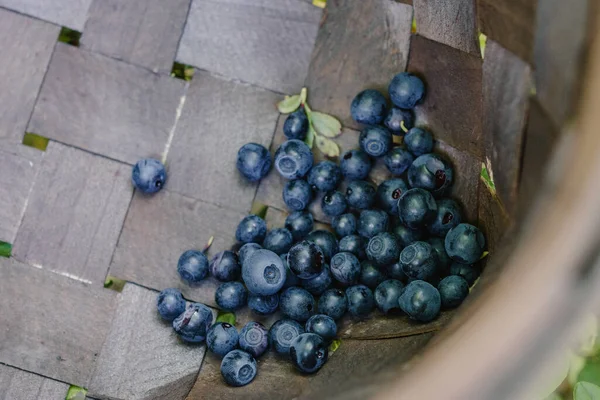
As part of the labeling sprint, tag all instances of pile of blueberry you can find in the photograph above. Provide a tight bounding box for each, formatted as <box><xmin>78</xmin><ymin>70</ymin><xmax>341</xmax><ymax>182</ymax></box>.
<box><xmin>134</xmin><ymin>72</ymin><xmax>486</xmax><ymax>388</ymax></box>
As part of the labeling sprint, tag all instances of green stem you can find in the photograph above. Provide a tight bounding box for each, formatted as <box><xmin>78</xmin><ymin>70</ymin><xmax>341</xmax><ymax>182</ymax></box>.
<box><xmin>400</xmin><ymin>120</ymin><xmax>409</xmax><ymax>134</ymax></box>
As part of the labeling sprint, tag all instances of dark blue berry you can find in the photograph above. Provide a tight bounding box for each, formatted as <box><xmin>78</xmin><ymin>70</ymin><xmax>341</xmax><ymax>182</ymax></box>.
<box><xmin>238</xmin><ymin>243</ymin><xmax>262</xmax><ymax>266</ymax></box>
<box><xmin>318</xmin><ymin>289</ymin><xmax>348</xmax><ymax>320</ymax></box>
<box><xmin>375</xmin><ymin>279</ymin><xmax>405</xmax><ymax>314</ymax></box>
<box><xmin>400</xmin><ymin>241</ymin><xmax>439</xmax><ymax>282</ymax></box>
<box><xmin>274</xmin><ymin>139</ymin><xmax>313</xmax><ymax>179</ymax></box>
<box><xmin>235</xmin><ymin>215</ymin><xmax>267</xmax><ymax>244</ymax></box>
<box><xmin>321</xmin><ymin>191</ymin><xmax>347</xmax><ymax>217</ymax></box>
<box><xmin>305</xmin><ymin>230</ymin><xmax>338</xmax><ymax>262</ymax></box>
<box><xmin>220</xmin><ymin>350</ymin><xmax>257</xmax><ymax>387</ymax></box>
<box><xmin>210</xmin><ymin>251</ymin><xmax>241</xmax><ymax>282</ymax></box>
<box><xmin>358</xmin><ymin>209</ymin><xmax>389</xmax><ymax>239</ymax></box>
<box><xmin>399</xmin><ymin>280</ymin><xmax>440</xmax><ymax>322</ymax></box>
<box><xmin>392</xmin><ymin>222</ymin><xmax>426</xmax><ymax>248</ymax></box>
<box><xmin>384</xmin><ymin>107</ymin><xmax>414</xmax><ymax>134</ymax></box>
<box><xmin>429</xmin><ymin>198</ymin><xmax>462</xmax><ymax>237</ymax></box>
<box><xmin>132</xmin><ymin>158</ymin><xmax>166</xmax><ymax>194</ymax></box>
<box><xmin>408</xmin><ymin>153</ymin><xmax>454</xmax><ymax>197</ymax></box>
<box><xmin>283</xmin><ymin>179</ymin><xmax>313</xmax><ymax>211</ymax></box>
<box><xmin>389</xmin><ymin>72</ymin><xmax>425</xmax><ymax>109</ymax></box>
<box><xmin>172</xmin><ymin>303</ymin><xmax>213</xmax><ymax>343</ymax></box>
<box><xmin>215</xmin><ymin>281</ymin><xmax>247</xmax><ymax>311</ymax></box>
<box><xmin>285</xmin><ymin>211</ymin><xmax>314</xmax><ymax>241</ymax></box>
<box><xmin>207</xmin><ymin>322</ymin><xmax>239</xmax><ymax>357</ymax></box>
<box><xmin>301</xmin><ymin>264</ymin><xmax>332</xmax><ymax>295</ymax></box>
<box><xmin>445</xmin><ymin>223</ymin><xmax>485</xmax><ymax>264</ymax></box>
<box><xmin>269</xmin><ymin>319</ymin><xmax>305</xmax><ymax>355</ymax></box>
<box><xmin>384</xmin><ymin>147</ymin><xmax>414</xmax><ymax>176</ymax></box>
<box><xmin>359</xmin><ymin>261</ymin><xmax>386</xmax><ymax>289</ymax></box>
<box><xmin>290</xmin><ymin>333</ymin><xmax>328</xmax><ymax>373</ymax></box>
<box><xmin>338</xmin><ymin>235</ymin><xmax>367</xmax><ymax>260</ymax></box>
<box><xmin>236</xmin><ymin>143</ymin><xmax>272</xmax><ymax>182</ymax></box>
<box><xmin>351</xmin><ymin>89</ymin><xmax>388</xmax><ymax>125</ymax></box>
<box><xmin>238</xmin><ymin>321</ymin><xmax>269</xmax><ymax>358</ymax></box>
<box><xmin>398</xmin><ymin>188</ymin><xmax>437</xmax><ymax>229</ymax></box>
<box><xmin>340</xmin><ymin>149</ymin><xmax>372</xmax><ymax>180</ymax></box>
<box><xmin>242</xmin><ymin>249</ymin><xmax>286</xmax><ymax>295</ymax></box>
<box><xmin>157</xmin><ymin>288</ymin><xmax>186</xmax><ymax>321</ymax></box>
<box><xmin>177</xmin><ymin>250</ymin><xmax>209</xmax><ymax>285</ymax></box>
<box><xmin>376</xmin><ymin>178</ymin><xmax>408</xmax><ymax>215</ymax></box>
<box><xmin>346</xmin><ymin>180</ymin><xmax>376</xmax><ymax>210</ymax></box>
<box><xmin>280</xmin><ymin>287</ymin><xmax>316</xmax><ymax>322</ymax></box>
<box><xmin>308</xmin><ymin>161</ymin><xmax>342</xmax><ymax>192</ymax></box>
<box><xmin>346</xmin><ymin>284</ymin><xmax>375</xmax><ymax>318</ymax></box>
<box><xmin>404</xmin><ymin>128</ymin><xmax>434</xmax><ymax>157</ymax></box>
<box><xmin>305</xmin><ymin>314</ymin><xmax>337</xmax><ymax>343</ymax></box>
<box><xmin>287</xmin><ymin>240</ymin><xmax>325</xmax><ymax>280</ymax></box>
<box><xmin>367</xmin><ymin>232</ymin><xmax>401</xmax><ymax>266</ymax></box>
<box><xmin>248</xmin><ymin>293</ymin><xmax>279</xmax><ymax>315</ymax></box>
<box><xmin>262</xmin><ymin>228</ymin><xmax>293</xmax><ymax>255</ymax></box>
<box><xmin>332</xmin><ymin>213</ymin><xmax>357</xmax><ymax>237</ymax></box>
<box><xmin>428</xmin><ymin>237</ymin><xmax>451</xmax><ymax>276</ymax></box>
<box><xmin>281</xmin><ymin>253</ymin><xmax>300</xmax><ymax>288</ymax></box>
<box><xmin>330</xmin><ymin>252</ymin><xmax>361</xmax><ymax>285</ymax></box>
<box><xmin>438</xmin><ymin>275</ymin><xmax>469</xmax><ymax>309</ymax></box>
<box><xmin>359</xmin><ymin>126</ymin><xmax>392</xmax><ymax>158</ymax></box>
<box><xmin>284</xmin><ymin>108</ymin><xmax>309</xmax><ymax>140</ymax></box>
<box><xmin>449</xmin><ymin>262</ymin><xmax>481</xmax><ymax>286</ymax></box>
<box><xmin>385</xmin><ymin>262</ymin><xmax>409</xmax><ymax>282</ymax></box>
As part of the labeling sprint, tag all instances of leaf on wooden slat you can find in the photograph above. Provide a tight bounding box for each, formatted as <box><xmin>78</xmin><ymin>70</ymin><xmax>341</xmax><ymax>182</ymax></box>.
<box><xmin>300</xmin><ymin>87</ymin><xmax>307</xmax><ymax>104</ymax></box>
<box><xmin>480</xmin><ymin>251</ymin><xmax>489</xmax><ymax>260</ymax></box>
<box><xmin>479</xmin><ymin>33</ymin><xmax>487</xmax><ymax>59</ymax></box>
<box><xmin>480</xmin><ymin>163</ymin><xmax>497</xmax><ymax>196</ymax></box>
<box><xmin>313</xmin><ymin>0</ymin><xmax>326</xmax><ymax>8</ymax></box>
<box><xmin>316</xmin><ymin>136</ymin><xmax>340</xmax><ymax>158</ymax></box>
<box><xmin>329</xmin><ymin>339</ymin><xmax>341</xmax><ymax>355</ymax></box>
<box><xmin>216</xmin><ymin>311</ymin><xmax>236</xmax><ymax>326</ymax></box>
<box><xmin>277</xmin><ymin>95</ymin><xmax>301</xmax><ymax>114</ymax></box>
<box><xmin>311</xmin><ymin>111</ymin><xmax>342</xmax><ymax>138</ymax></box>
<box><xmin>0</xmin><ymin>241</ymin><xmax>11</xmax><ymax>257</ymax></box>
<box><xmin>66</xmin><ymin>385</ymin><xmax>87</xmax><ymax>400</ymax></box>
<box><xmin>305</xmin><ymin>124</ymin><xmax>316</xmax><ymax>149</ymax></box>
<box><xmin>574</xmin><ymin>382</ymin><xmax>600</xmax><ymax>400</ymax></box>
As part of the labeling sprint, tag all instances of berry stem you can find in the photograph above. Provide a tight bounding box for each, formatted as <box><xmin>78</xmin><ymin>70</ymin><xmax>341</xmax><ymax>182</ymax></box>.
<box><xmin>400</xmin><ymin>120</ymin><xmax>409</xmax><ymax>134</ymax></box>
<box><xmin>202</xmin><ymin>236</ymin><xmax>214</xmax><ymax>253</ymax></box>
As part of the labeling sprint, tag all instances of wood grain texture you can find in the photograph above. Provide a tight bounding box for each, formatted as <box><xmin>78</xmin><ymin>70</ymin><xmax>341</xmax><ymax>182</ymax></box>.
<box><xmin>176</xmin><ymin>0</ymin><xmax>322</xmax><ymax>94</ymax></box>
<box><xmin>110</xmin><ymin>189</ymin><xmax>245</xmax><ymax>308</ymax></box>
<box><xmin>0</xmin><ymin>9</ymin><xmax>59</xmax><ymax>145</ymax></box>
<box><xmin>482</xmin><ymin>40</ymin><xmax>531</xmax><ymax>215</ymax></box>
<box><xmin>0</xmin><ymin>0</ymin><xmax>91</xmax><ymax>30</ymax></box>
<box><xmin>0</xmin><ymin>145</ymin><xmax>42</xmax><ymax>244</ymax></box>
<box><xmin>0</xmin><ymin>257</ymin><xmax>117</xmax><ymax>386</ymax></box>
<box><xmin>408</xmin><ymin>35</ymin><xmax>483</xmax><ymax>158</ymax></box>
<box><xmin>304</xmin><ymin>0</ymin><xmax>413</xmax><ymax>130</ymax></box>
<box><xmin>13</xmin><ymin>142</ymin><xmax>132</xmax><ymax>284</ymax></box>
<box><xmin>81</xmin><ymin>0</ymin><xmax>191</xmax><ymax>74</ymax></box>
<box><xmin>28</xmin><ymin>43</ymin><xmax>186</xmax><ymax>165</ymax></box>
<box><xmin>413</xmin><ymin>0</ymin><xmax>479</xmax><ymax>55</ymax></box>
<box><xmin>478</xmin><ymin>184</ymin><xmax>510</xmax><ymax>255</ymax></box>
<box><xmin>0</xmin><ymin>364</ymin><xmax>69</xmax><ymax>400</ymax></box>
<box><xmin>167</xmin><ymin>71</ymin><xmax>279</xmax><ymax>214</ymax></box>
<box><xmin>89</xmin><ymin>284</ymin><xmax>206</xmax><ymax>400</ymax></box>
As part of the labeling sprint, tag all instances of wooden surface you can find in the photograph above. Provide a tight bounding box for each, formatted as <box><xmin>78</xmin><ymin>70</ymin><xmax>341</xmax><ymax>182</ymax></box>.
<box><xmin>28</xmin><ymin>43</ymin><xmax>186</xmax><ymax>165</ymax></box>
<box><xmin>13</xmin><ymin>142</ymin><xmax>132</xmax><ymax>285</ymax></box>
<box><xmin>0</xmin><ymin>0</ymin><xmax>92</xmax><ymax>30</ymax></box>
<box><xmin>478</xmin><ymin>184</ymin><xmax>510</xmax><ymax>255</ymax></box>
<box><xmin>0</xmin><ymin>364</ymin><xmax>69</xmax><ymax>400</ymax></box>
<box><xmin>0</xmin><ymin>9</ymin><xmax>59</xmax><ymax>145</ymax></box>
<box><xmin>81</xmin><ymin>0</ymin><xmax>191</xmax><ymax>74</ymax></box>
<box><xmin>167</xmin><ymin>71</ymin><xmax>279</xmax><ymax>214</ymax></box>
<box><xmin>305</xmin><ymin>0</ymin><xmax>413</xmax><ymax>130</ymax></box>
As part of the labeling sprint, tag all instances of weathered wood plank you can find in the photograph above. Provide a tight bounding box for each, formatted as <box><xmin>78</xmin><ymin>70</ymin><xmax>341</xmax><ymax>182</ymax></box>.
<box><xmin>482</xmin><ymin>40</ymin><xmax>531</xmax><ymax>215</ymax></box>
<box><xmin>110</xmin><ymin>189</ymin><xmax>245</xmax><ymax>308</ymax></box>
<box><xmin>408</xmin><ymin>35</ymin><xmax>483</xmax><ymax>158</ymax></box>
<box><xmin>0</xmin><ymin>364</ymin><xmax>69</xmax><ymax>400</ymax></box>
<box><xmin>0</xmin><ymin>9</ymin><xmax>59</xmax><ymax>145</ymax></box>
<box><xmin>80</xmin><ymin>0</ymin><xmax>191</xmax><ymax>74</ymax></box>
<box><xmin>167</xmin><ymin>72</ymin><xmax>279</xmax><ymax>214</ymax></box>
<box><xmin>0</xmin><ymin>257</ymin><xmax>117</xmax><ymax>386</ymax></box>
<box><xmin>413</xmin><ymin>0</ymin><xmax>479</xmax><ymax>55</ymax></box>
<box><xmin>176</xmin><ymin>0</ymin><xmax>322</xmax><ymax>94</ymax></box>
<box><xmin>13</xmin><ymin>142</ymin><xmax>132</xmax><ymax>284</ymax></box>
<box><xmin>28</xmin><ymin>43</ymin><xmax>186</xmax><ymax>165</ymax></box>
<box><xmin>304</xmin><ymin>0</ymin><xmax>413</xmax><ymax>130</ymax></box>
<box><xmin>0</xmin><ymin>0</ymin><xmax>91</xmax><ymax>30</ymax></box>
<box><xmin>89</xmin><ymin>284</ymin><xmax>206</xmax><ymax>400</ymax></box>
<box><xmin>478</xmin><ymin>184</ymin><xmax>510</xmax><ymax>255</ymax></box>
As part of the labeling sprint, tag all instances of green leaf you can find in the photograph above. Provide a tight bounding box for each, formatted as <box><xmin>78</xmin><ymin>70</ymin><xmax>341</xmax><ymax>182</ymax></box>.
<box><xmin>480</xmin><ymin>251</ymin><xmax>489</xmax><ymax>260</ymax></box>
<box><xmin>544</xmin><ymin>393</ymin><xmax>563</xmax><ymax>400</ymax></box>
<box><xmin>311</xmin><ymin>112</ymin><xmax>342</xmax><ymax>138</ymax></box>
<box><xmin>66</xmin><ymin>385</ymin><xmax>87</xmax><ymax>400</ymax></box>
<box><xmin>315</xmin><ymin>136</ymin><xmax>340</xmax><ymax>158</ymax></box>
<box><xmin>480</xmin><ymin>163</ymin><xmax>497</xmax><ymax>196</ymax></box>
<box><xmin>328</xmin><ymin>339</ymin><xmax>341</xmax><ymax>355</ymax></box>
<box><xmin>578</xmin><ymin>358</ymin><xmax>600</xmax><ymax>387</ymax></box>
<box><xmin>277</xmin><ymin>95</ymin><xmax>301</xmax><ymax>114</ymax></box>
<box><xmin>23</xmin><ymin>132</ymin><xmax>49</xmax><ymax>151</ymax></box>
<box><xmin>216</xmin><ymin>311</ymin><xmax>236</xmax><ymax>326</ymax></box>
<box><xmin>304</xmin><ymin>124</ymin><xmax>316</xmax><ymax>149</ymax></box>
<box><xmin>300</xmin><ymin>87</ymin><xmax>307</xmax><ymax>104</ymax></box>
<box><xmin>479</xmin><ymin>32</ymin><xmax>487</xmax><ymax>59</ymax></box>
<box><xmin>574</xmin><ymin>382</ymin><xmax>600</xmax><ymax>400</ymax></box>
<box><xmin>0</xmin><ymin>241</ymin><xmax>11</xmax><ymax>258</ymax></box>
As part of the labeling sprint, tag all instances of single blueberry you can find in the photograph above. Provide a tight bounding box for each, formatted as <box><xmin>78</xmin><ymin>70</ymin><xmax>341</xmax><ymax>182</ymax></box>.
<box><xmin>321</xmin><ymin>191</ymin><xmax>347</xmax><ymax>217</ymax></box>
<box><xmin>429</xmin><ymin>198</ymin><xmax>463</xmax><ymax>237</ymax></box>
<box><xmin>346</xmin><ymin>180</ymin><xmax>376</xmax><ymax>210</ymax></box>
<box><xmin>305</xmin><ymin>314</ymin><xmax>337</xmax><ymax>343</ymax></box>
<box><xmin>428</xmin><ymin>237</ymin><xmax>452</xmax><ymax>276</ymax></box>
<box><xmin>346</xmin><ymin>284</ymin><xmax>375</xmax><ymax>318</ymax></box>
<box><xmin>279</xmin><ymin>287</ymin><xmax>316</xmax><ymax>322</ymax></box>
<box><xmin>177</xmin><ymin>250</ymin><xmax>209</xmax><ymax>285</ymax></box>
<box><xmin>235</xmin><ymin>215</ymin><xmax>267</xmax><ymax>244</ymax></box>
<box><xmin>330</xmin><ymin>252</ymin><xmax>361</xmax><ymax>285</ymax></box>
<box><xmin>262</xmin><ymin>228</ymin><xmax>293</xmax><ymax>255</ymax></box>
<box><xmin>238</xmin><ymin>321</ymin><xmax>269</xmax><ymax>358</ymax></box>
<box><xmin>172</xmin><ymin>303</ymin><xmax>214</xmax><ymax>343</ymax></box>
<box><xmin>301</xmin><ymin>264</ymin><xmax>332</xmax><ymax>295</ymax></box>
<box><xmin>376</xmin><ymin>178</ymin><xmax>408</xmax><ymax>215</ymax></box>
<box><xmin>404</xmin><ymin>128</ymin><xmax>434</xmax><ymax>156</ymax></box>
<box><xmin>318</xmin><ymin>289</ymin><xmax>348</xmax><ymax>320</ymax></box>
<box><xmin>308</xmin><ymin>161</ymin><xmax>342</xmax><ymax>192</ymax></box>
<box><xmin>248</xmin><ymin>293</ymin><xmax>279</xmax><ymax>315</ymax></box>
<box><xmin>284</xmin><ymin>108</ymin><xmax>309</xmax><ymax>140</ymax></box>
<box><xmin>242</xmin><ymin>249</ymin><xmax>286</xmax><ymax>296</ymax></box>
<box><xmin>358</xmin><ymin>209</ymin><xmax>389</xmax><ymax>239</ymax></box>
<box><xmin>215</xmin><ymin>281</ymin><xmax>248</xmax><ymax>311</ymax></box>
<box><xmin>359</xmin><ymin>126</ymin><xmax>393</xmax><ymax>158</ymax></box>
<box><xmin>132</xmin><ymin>158</ymin><xmax>167</xmax><ymax>194</ymax></box>
<box><xmin>388</xmin><ymin>72</ymin><xmax>425</xmax><ymax>109</ymax></box>
<box><xmin>359</xmin><ymin>261</ymin><xmax>387</xmax><ymax>289</ymax></box>
<box><xmin>385</xmin><ymin>262</ymin><xmax>409</xmax><ymax>282</ymax></box>
<box><xmin>305</xmin><ymin>230</ymin><xmax>339</xmax><ymax>262</ymax></box>
<box><xmin>269</xmin><ymin>319</ymin><xmax>305</xmax><ymax>355</ymax></box>
<box><xmin>285</xmin><ymin>211</ymin><xmax>314</xmax><ymax>241</ymax></box>
<box><xmin>207</xmin><ymin>322</ymin><xmax>239</xmax><ymax>357</ymax></box>
<box><xmin>398</xmin><ymin>280</ymin><xmax>441</xmax><ymax>322</ymax></box>
<box><xmin>438</xmin><ymin>275</ymin><xmax>469</xmax><ymax>309</ymax></box>
<box><xmin>157</xmin><ymin>288</ymin><xmax>186</xmax><ymax>321</ymax></box>
<box><xmin>367</xmin><ymin>232</ymin><xmax>401</xmax><ymax>267</ymax></box>
<box><xmin>445</xmin><ymin>223</ymin><xmax>486</xmax><ymax>264</ymax></box>
<box><xmin>220</xmin><ymin>350</ymin><xmax>257</xmax><ymax>387</ymax></box>
<box><xmin>340</xmin><ymin>149</ymin><xmax>372</xmax><ymax>181</ymax></box>
<box><xmin>384</xmin><ymin>147</ymin><xmax>414</xmax><ymax>176</ymax></box>
<box><xmin>384</xmin><ymin>107</ymin><xmax>414</xmax><ymax>134</ymax></box>
<box><xmin>392</xmin><ymin>222</ymin><xmax>427</xmax><ymax>248</ymax></box>
<box><xmin>236</xmin><ymin>143</ymin><xmax>272</xmax><ymax>182</ymax></box>
<box><xmin>400</xmin><ymin>241</ymin><xmax>439</xmax><ymax>282</ymax></box>
<box><xmin>281</xmin><ymin>253</ymin><xmax>301</xmax><ymax>288</ymax></box>
<box><xmin>398</xmin><ymin>188</ymin><xmax>437</xmax><ymax>229</ymax></box>
<box><xmin>408</xmin><ymin>153</ymin><xmax>454</xmax><ymax>197</ymax></box>
<box><xmin>210</xmin><ymin>251</ymin><xmax>241</xmax><ymax>282</ymax></box>
<box><xmin>290</xmin><ymin>333</ymin><xmax>328</xmax><ymax>373</ymax></box>
<box><xmin>283</xmin><ymin>179</ymin><xmax>313</xmax><ymax>211</ymax></box>
<box><xmin>374</xmin><ymin>279</ymin><xmax>405</xmax><ymax>314</ymax></box>
<box><xmin>274</xmin><ymin>139</ymin><xmax>314</xmax><ymax>180</ymax></box>
<box><xmin>332</xmin><ymin>213</ymin><xmax>357</xmax><ymax>238</ymax></box>
<box><xmin>338</xmin><ymin>235</ymin><xmax>367</xmax><ymax>260</ymax></box>
<box><xmin>238</xmin><ymin>243</ymin><xmax>262</xmax><ymax>266</ymax></box>
<box><xmin>449</xmin><ymin>262</ymin><xmax>481</xmax><ymax>286</ymax></box>
<box><xmin>350</xmin><ymin>89</ymin><xmax>388</xmax><ymax>125</ymax></box>
<box><xmin>287</xmin><ymin>240</ymin><xmax>325</xmax><ymax>280</ymax></box>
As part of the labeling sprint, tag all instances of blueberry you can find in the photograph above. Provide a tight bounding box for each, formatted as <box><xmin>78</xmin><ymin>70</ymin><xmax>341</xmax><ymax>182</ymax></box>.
<box><xmin>236</xmin><ymin>215</ymin><xmax>267</xmax><ymax>244</ymax></box>
<box><xmin>330</xmin><ymin>252</ymin><xmax>361</xmax><ymax>285</ymax></box>
<box><xmin>238</xmin><ymin>321</ymin><xmax>269</xmax><ymax>358</ymax></box>
<box><xmin>210</xmin><ymin>251</ymin><xmax>241</xmax><ymax>282</ymax></box>
<box><xmin>269</xmin><ymin>319</ymin><xmax>305</xmax><ymax>355</ymax></box>
<box><xmin>388</xmin><ymin>72</ymin><xmax>425</xmax><ymax>109</ymax></box>
<box><xmin>281</xmin><ymin>253</ymin><xmax>301</xmax><ymax>288</ymax></box>
<box><xmin>172</xmin><ymin>303</ymin><xmax>214</xmax><ymax>343</ymax></box>
<box><xmin>305</xmin><ymin>230</ymin><xmax>338</xmax><ymax>262</ymax></box>
<box><xmin>376</xmin><ymin>178</ymin><xmax>408</xmax><ymax>215</ymax></box>
<box><xmin>321</xmin><ymin>191</ymin><xmax>347</xmax><ymax>217</ymax></box>
<box><xmin>445</xmin><ymin>223</ymin><xmax>486</xmax><ymax>264</ymax></box>
<box><xmin>358</xmin><ymin>209</ymin><xmax>389</xmax><ymax>239</ymax></box>
<box><xmin>359</xmin><ymin>126</ymin><xmax>393</xmax><ymax>158</ymax></box>
<box><xmin>242</xmin><ymin>249</ymin><xmax>286</xmax><ymax>295</ymax></box>
<box><xmin>248</xmin><ymin>293</ymin><xmax>279</xmax><ymax>315</ymax></box>
<box><xmin>220</xmin><ymin>350</ymin><xmax>257</xmax><ymax>387</ymax></box>
<box><xmin>350</xmin><ymin>89</ymin><xmax>388</xmax><ymax>125</ymax></box>
<box><xmin>400</xmin><ymin>241</ymin><xmax>439</xmax><ymax>282</ymax></box>
<box><xmin>215</xmin><ymin>281</ymin><xmax>248</xmax><ymax>311</ymax></box>
<box><xmin>290</xmin><ymin>333</ymin><xmax>328</xmax><ymax>373</ymax></box>
<box><xmin>132</xmin><ymin>158</ymin><xmax>167</xmax><ymax>194</ymax></box>
<box><xmin>285</xmin><ymin>211</ymin><xmax>314</xmax><ymax>241</ymax></box>
<box><xmin>305</xmin><ymin>314</ymin><xmax>337</xmax><ymax>343</ymax></box>
<box><xmin>340</xmin><ymin>149</ymin><xmax>372</xmax><ymax>181</ymax></box>
<box><xmin>367</xmin><ymin>232</ymin><xmax>401</xmax><ymax>267</ymax></box>
<box><xmin>157</xmin><ymin>288</ymin><xmax>186</xmax><ymax>321</ymax></box>
<box><xmin>284</xmin><ymin>108</ymin><xmax>309</xmax><ymax>140</ymax></box>
<box><xmin>449</xmin><ymin>262</ymin><xmax>481</xmax><ymax>286</ymax></box>
<box><xmin>207</xmin><ymin>322</ymin><xmax>239</xmax><ymax>357</ymax></box>
<box><xmin>408</xmin><ymin>154</ymin><xmax>454</xmax><ymax>197</ymax></box>
<box><xmin>384</xmin><ymin>107</ymin><xmax>414</xmax><ymax>134</ymax></box>
<box><xmin>274</xmin><ymin>139</ymin><xmax>314</xmax><ymax>179</ymax></box>
<box><xmin>308</xmin><ymin>161</ymin><xmax>342</xmax><ymax>192</ymax></box>
<box><xmin>332</xmin><ymin>213</ymin><xmax>357</xmax><ymax>237</ymax></box>
<box><xmin>385</xmin><ymin>262</ymin><xmax>409</xmax><ymax>282</ymax></box>
<box><xmin>346</xmin><ymin>285</ymin><xmax>375</xmax><ymax>318</ymax></box>
<box><xmin>236</xmin><ymin>143</ymin><xmax>272</xmax><ymax>182</ymax></box>
<box><xmin>375</xmin><ymin>279</ymin><xmax>405</xmax><ymax>314</ymax></box>
<box><xmin>283</xmin><ymin>179</ymin><xmax>313</xmax><ymax>211</ymax></box>
<box><xmin>404</xmin><ymin>128</ymin><xmax>434</xmax><ymax>156</ymax></box>
<box><xmin>398</xmin><ymin>188</ymin><xmax>437</xmax><ymax>229</ymax></box>
<box><xmin>438</xmin><ymin>275</ymin><xmax>469</xmax><ymax>309</ymax></box>
<box><xmin>398</xmin><ymin>280</ymin><xmax>441</xmax><ymax>322</ymax></box>
<box><xmin>177</xmin><ymin>250</ymin><xmax>209</xmax><ymax>285</ymax></box>
<box><xmin>338</xmin><ymin>235</ymin><xmax>367</xmax><ymax>260</ymax></box>
<box><xmin>238</xmin><ymin>243</ymin><xmax>262</xmax><ymax>265</ymax></box>
<box><xmin>262</xmin><ymin>228</ymin><xmax>293</xmax><ymax>255</ymax></box>
<box><xmin>279</xmin><ymin>287</ymin><xmax>316</xmax><ymax>322</ymax></box>
<box><xmin>428</xmin><ymin>237</ymin><xmax>452</xmax><ymax>276</ymax></box>
<box><xmin>318</xmin><ymin>289</ymin><xmax>348</xmax><ymax>320</ymax></box>
<box><xmin>346</xmin><ymin>180</ymin><xmax>376</xmax><ymax>210</ymax></box>
<box><xmin>384</xmin><ymin>147</ymin><xmax>414</xmax><ymax>176</ymax></box>
<box><xmin>429</xmin><ymin>198</ymin><xmax>462</xmax><ymax>237</ymax></box>
<box><xmin>359</xmin><ymin>261</ymin><xmax>386</xmax><ymax>289</ymax></box>
<box><xmin>392</xmin><ymin>222</ymin><xmax>426</xmax><ymax>248</ymax></box>
<box><xmin>287</xmin><ymin>240</ymin><xmax>325</xmax><ymax>280</ymax></box>
<box><xmin>301</xmin><ymin>264</ymin><xmax>332</xmax><ymax>295</ymax></box>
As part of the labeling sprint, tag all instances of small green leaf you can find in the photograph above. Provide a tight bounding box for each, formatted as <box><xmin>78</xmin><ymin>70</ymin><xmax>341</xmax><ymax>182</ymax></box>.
<box><xmin>578</xmin><ymin>358</ymin><xmax>600</xmax><ymax>387</ymax></box>
<box><xmin>480</xmin><ymin>251</ymin><xmax>489</xmax><ymax>260</ymax></box>
<box><xmin>574</xmin><ymin>382</ymin><xmax>600</xmax><ymax>400</ymax></box>
<box><xmin>103</xmin><ymin>276</ymin><xmax>126</xmax><ymax>292</ymax></box>
<box><xmin>480</xmin><ymin>163</ymin><xmax>497</xmax><ymax>196</ymax></box>
<box><xmin>0</xmin><ymin>241</ymin><xmax>12</xmax><ymax>258</ymax></box>
<box><xmin>23</xmin><ymin>132</ymin><xmax>49</xmax><ymax>151</ymax></box>
<box><xmin>328</xmin><ymin>339</ymin><xmax>341</xmax><ymax>355</ymax></box>
<box><xmin>300</xmin><ymin>87</ymin><xmax>307</xmax><ymax>104</ymax></box>
<box><xmin>400</xmin><ymin>120</ymin><xmax>410</xmax><ymax>133</ymax></box>
<box><xmin>304</xmin><ymin>124</ymin><xmax>316</xmax><ymax>149</ymax></box>
<box><xmin>311</xmin><ymin>112</ymin><xmax>342</xmax><ymax>138</ymax></box>
<box><xmin>479</xmin><ymin>32</ymin><xmax>487</xmax><ymax>59</ymax></box>
<box><xmin>312</xmin><ymin>0</ymin><xmax>326</xmax><ymax>8</ymax></box>
<box><xmin>202</xmin><ymin>236</ymin><xmax>214</xmax><ymax>253</ymax></box>
<box><xmin>66</xmin><ymin>385</ymin><xmax>87</xmax><ymax>400</ymax></box>
<box><xmin>250</xmin><ymin>202</ymin><xmax>268</xmax><ymax>219</ymax></box>
<box><xmin>216</xmin><ymin>311</ymin><xmax>236</xmax><ymax>326</ymax></box>
<box><xmin>277</xmin><ymin>95</ymin><xmax>301</xmax><ymax>114</ymax></box>
<box><xmin>315</xmin><ymin>136</ymin><xmax>340</xmax><ymax>158</ymax></box>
